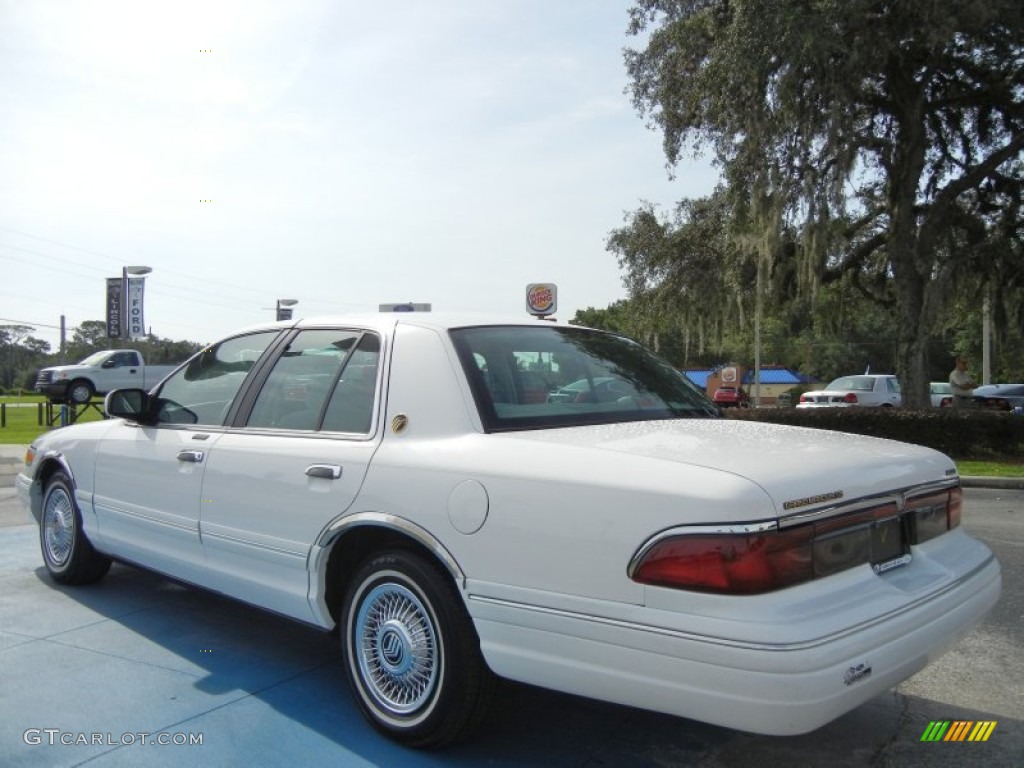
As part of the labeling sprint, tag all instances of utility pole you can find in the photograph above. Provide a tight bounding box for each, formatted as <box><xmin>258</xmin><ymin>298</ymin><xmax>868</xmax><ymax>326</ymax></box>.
<box><xmin>753</xmin><ymin>259</ymin><xmax>763</xmax><ymax>407</ymax></box>
<box><xmin>982</xmin><ymin>290</ymin><xmax>991</xmax><ymax>384</ymax></box>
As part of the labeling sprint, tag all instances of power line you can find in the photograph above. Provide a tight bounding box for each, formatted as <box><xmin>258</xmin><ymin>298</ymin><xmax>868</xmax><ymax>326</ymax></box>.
<box><xmin>0</xmin><ymin>224</ymin><xmax>372</xmax><ymax>312</ymax></box>
<box><xmin>0</xmin><ymin>225</ymin><xmax>287</xmax><ymax>304</ymax></box>
<box><xmin>0</xmin><ymin>316</ymin><xmax>64</xmax><ymax>330</ymax></box>
<box><xmin>0</xmin><ymin>243</ymin><xmax>264</xmax><ymax>314</ymax></box>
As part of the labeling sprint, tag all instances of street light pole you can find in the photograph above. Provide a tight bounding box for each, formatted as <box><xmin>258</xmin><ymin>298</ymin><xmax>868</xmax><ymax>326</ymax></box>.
<box><xmin>276</xmin><ymin>299</ymin><xmax>298</xmax><ymax>321</ymax></box>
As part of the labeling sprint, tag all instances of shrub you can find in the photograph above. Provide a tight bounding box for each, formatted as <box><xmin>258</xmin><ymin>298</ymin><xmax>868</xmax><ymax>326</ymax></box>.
<box><xmin>725</xmin><ymin>407</ymin><xmax>1024</xmax><ymax>459</ymax></box>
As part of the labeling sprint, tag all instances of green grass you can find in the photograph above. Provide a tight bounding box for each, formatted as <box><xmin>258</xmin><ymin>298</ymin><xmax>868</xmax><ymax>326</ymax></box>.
<box><xmin>954</xmin><ymin>459</ymin><xmax>1024</xmax><ymax>477</ymax></box>
<box><xmin>0</xmin><ymin>399</ymin><xmax>106</xmax><ymax>444</ymax></box>
<box><xmin>0</xmin><ymin>394</ymin><xmax>46</xmax><ymax>403</ymax></box>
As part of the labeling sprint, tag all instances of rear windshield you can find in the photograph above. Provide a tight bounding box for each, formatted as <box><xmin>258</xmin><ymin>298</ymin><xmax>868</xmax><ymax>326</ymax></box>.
<box><xmin>827</xmin><ymin>376</ymin><xmax>898</xmax><ymax>392</ymax></box>
<box><xmin>450</xmin><ymin>325</ymin><xmax>719</xmax><ymax>432</ymax></box>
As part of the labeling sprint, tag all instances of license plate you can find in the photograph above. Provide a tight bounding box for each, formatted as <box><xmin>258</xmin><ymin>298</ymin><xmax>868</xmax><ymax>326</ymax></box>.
<box><xmin>871</xmin><ymin>517</ymin><xmax>910</xmax><ymax>573</ymax></box>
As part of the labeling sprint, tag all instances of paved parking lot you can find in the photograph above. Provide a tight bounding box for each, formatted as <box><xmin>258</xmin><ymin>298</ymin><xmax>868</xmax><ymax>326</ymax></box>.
<box><xmin>1</xmin><ymin>446</ymin><xmax>1021</xmax><ymax>766</ymax></box>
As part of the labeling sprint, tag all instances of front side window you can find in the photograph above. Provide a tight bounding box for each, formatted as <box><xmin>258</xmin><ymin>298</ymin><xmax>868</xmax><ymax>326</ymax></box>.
<box><xmin>450</xmin><ymin>325</ymin><xmax>718</xmax><ymax>432</ymax></box>
<box><xmin>246</xmin><ymin>330</ymin><xmax>380</xmax><ymax>433</ymax></box>
<box><xmin>153</xmin><ymin>331</ymin><xmax>281</xmax><ymax>425</ymax></box>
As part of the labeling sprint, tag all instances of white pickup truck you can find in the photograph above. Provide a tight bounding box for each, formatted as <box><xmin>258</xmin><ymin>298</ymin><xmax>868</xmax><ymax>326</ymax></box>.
<box><xmin>34</xmin><ymin>350</ymin><xmax>180</xmax><ymax>404</ymax></box>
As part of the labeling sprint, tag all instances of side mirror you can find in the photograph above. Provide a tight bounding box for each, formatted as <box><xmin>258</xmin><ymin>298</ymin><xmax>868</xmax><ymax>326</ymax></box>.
<box><xmin>104</xmin><ymin>388</ymin><xmax>150</xmax><ymax>421</ymax></box>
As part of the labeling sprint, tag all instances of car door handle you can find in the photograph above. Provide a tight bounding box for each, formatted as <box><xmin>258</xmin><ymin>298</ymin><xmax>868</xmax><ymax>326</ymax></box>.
<box><xmin>305</xmin><ymin>464</ymin><xmax>342</xmax><ymax>479</ymax></box>
<box><xmin>177</xmin><ymin>450</ymin><xmax>205</xmax><ymax>463</ymax></box>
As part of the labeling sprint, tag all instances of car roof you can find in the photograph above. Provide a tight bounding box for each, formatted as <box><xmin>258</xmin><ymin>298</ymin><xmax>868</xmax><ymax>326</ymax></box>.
<box><xmin>831</xmin><ymin>374</ymin><xmax>896</xmax><ymax>379</ymax></box>
<box><xmin>223</xmin><ymin>313</ymin><xmax>585</xmax><ymax>338</ymax></box>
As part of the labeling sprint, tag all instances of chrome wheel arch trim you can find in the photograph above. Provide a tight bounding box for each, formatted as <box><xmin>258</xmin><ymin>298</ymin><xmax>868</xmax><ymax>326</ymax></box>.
<box><xmin>313</xmin><ymin>512</ymin><xmax>466</xmax><ymax>586</ymax></box>
<box><xmin>307</xmin><ymin>512</ymin><xmax>466</xmax><ymax>630</ymax></box>
<box><xmin>36</xmin><ymin>450</ymin><xmax>75</xmax><ymax>485</ymax></box>
<box><xmin>27</xmin><ymin>451</ymin><xmax>76</xmax><ymax>520</ymax></box>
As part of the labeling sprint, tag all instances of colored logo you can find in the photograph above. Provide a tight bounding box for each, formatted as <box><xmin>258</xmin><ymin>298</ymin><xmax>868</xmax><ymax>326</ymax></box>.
<box><xmin>920</xmin><ymin>720</ymin><xmax>997</xmax><ymax>742</ymax></box>
<box><xmin>526</xmin><ymin>283</ymin><xmax>557</xmax><ymax>315</ymax></box>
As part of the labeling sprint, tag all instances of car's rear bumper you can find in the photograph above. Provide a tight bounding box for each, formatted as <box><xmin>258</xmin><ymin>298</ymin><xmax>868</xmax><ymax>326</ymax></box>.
<box><xmin>468</xmin><ymin>542</ymin><xmax>1000</xmax><ymax>736</ymax></box>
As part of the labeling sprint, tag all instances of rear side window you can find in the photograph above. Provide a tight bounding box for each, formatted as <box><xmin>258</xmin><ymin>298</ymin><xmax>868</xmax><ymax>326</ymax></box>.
<box><xmin>322</xmin><ymin>334</ymin><xmax>380</xmax><ymax>433</ymax></box>
<box><xmin>245</xmin><ymin>330</ymin><xmax>380</xmax><ymax>434</ymax></box>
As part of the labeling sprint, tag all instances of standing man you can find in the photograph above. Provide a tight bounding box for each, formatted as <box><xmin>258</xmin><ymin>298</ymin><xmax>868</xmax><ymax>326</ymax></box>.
<box><xmin>949</xmin><ymin>356</ymin><xmax>977</xmax><ymax>408</ymax></box>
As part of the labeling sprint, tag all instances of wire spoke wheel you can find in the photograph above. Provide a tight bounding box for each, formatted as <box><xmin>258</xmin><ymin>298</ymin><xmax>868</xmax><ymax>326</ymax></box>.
<box><xmin>356</xmin><ymin>582</ymin><xmax>439</xmax><ymax>715</ymax></box>
<box><xmin>39</xmin><ymin>471</ymin><xmax>111</xmax><ymax>585</ymax></box>
<box><xmin>341</xmin><ymin>550</ymin><xmax>493</xmax><ymax>747</ymax></box>
<box><xmin>42</xmin><ymin>484</ymin><xmax>75</xmax><ymax>567</ymax></box>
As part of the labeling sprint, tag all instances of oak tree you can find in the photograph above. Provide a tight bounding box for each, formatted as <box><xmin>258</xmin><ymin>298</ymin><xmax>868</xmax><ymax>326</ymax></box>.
<box><xmin>625</xmin><ymin>0</ymin><xmax>1024</xmax><ymax>406</ymax></box>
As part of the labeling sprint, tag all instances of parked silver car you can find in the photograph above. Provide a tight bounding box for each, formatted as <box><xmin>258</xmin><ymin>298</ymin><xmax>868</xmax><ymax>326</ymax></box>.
<box><xmin>973</xmin><ymin>383</ymin><xmax>1024</xmax><ymax>413</ymax></box>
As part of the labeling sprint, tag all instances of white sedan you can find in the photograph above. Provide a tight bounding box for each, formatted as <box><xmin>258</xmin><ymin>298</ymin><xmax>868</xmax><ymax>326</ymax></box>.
<box><xmin>16</xmin><ymin>315</ymin><xmax>999</xmax><ymax>747</ymax></box>
<box><xmin>797</xmin><ymin>374</ymin><xmax>902</xmax><ymax>407</ymax></box>
<box><xmin>930</xmin><ymin>381</ymin><xmax>953</xmax><ymax>408</ymax></box>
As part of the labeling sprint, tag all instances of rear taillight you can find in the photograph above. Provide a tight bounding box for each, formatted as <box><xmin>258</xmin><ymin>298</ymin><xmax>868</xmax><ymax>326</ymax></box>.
<box><xmin>798</xmin><ymin>394</ymin><xmax>810</xmax><ymax>404</ymax></box>
<box><xmin>630</xmin><ymin>487</ymin><xmax>962</xmax><ymax>595</ymax></box>
<box><xmin>906</xmin><ymin>487</ymin><xmax>961</xmax><ymax>544</ymax></box>
<box><xmin>842</xmin><ymin>393</ymin><xmax>859</xmax><ymax>404</ymax></box>
<box><xmin>629</xmin><ymin>526</ymin><xmax>813</xmax><ymax>595</ymax></box>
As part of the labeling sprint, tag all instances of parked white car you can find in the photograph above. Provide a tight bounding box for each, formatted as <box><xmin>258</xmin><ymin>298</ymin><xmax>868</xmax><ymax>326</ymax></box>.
<box><xmin>16</xmin><ymin>315</ymin><xmax>999</xmax><ymax>747</ymax></box>
<box><xmin>797</xmin><ymin>374</ymin><xmax>902</xmax><ymax>408</ymax></box>
<box><xmin>930</xmin><ymin>381</ymin><xmax>953</xmax><ymax>408</ymax></box>
<box><xmin>34</xmin><ymin>349</ymin><xmax>179</xmax><ymax>404</ymax></box>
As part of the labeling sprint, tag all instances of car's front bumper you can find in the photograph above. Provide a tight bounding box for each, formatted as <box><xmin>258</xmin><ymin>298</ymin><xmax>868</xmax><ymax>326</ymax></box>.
<box><xmin>15</xmin><ymin>471</ymin><xmax>39</xmax><ymax>525</ymax></box>
<box><xmin>35</xmin><ymin>382</ymin><xmax>69</xmax><ymax>401</ymax></box>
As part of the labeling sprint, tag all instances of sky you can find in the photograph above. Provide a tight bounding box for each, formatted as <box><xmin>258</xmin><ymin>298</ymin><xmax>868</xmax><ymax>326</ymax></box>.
<box><xmin>1</xmin><ymin>0</ymin><xmax>718</xmax><ymax>351</ymax></box>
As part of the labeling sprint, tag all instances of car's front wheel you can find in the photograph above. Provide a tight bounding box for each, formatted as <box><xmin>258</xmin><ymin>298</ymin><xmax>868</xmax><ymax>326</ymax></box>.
<box><xmin>40</xmin><ymin>471</ymin><xmax>111</xmax><ymax>584</ymax></box>
<box><xmin>67</xmin><ymin>379</ymin><xmax>95</xmax><ymax>405</ymax></box>
<box><xmin>341</xmin><ymin>549</ymin><xmax>493</xmax><ymax>748</ymax></box>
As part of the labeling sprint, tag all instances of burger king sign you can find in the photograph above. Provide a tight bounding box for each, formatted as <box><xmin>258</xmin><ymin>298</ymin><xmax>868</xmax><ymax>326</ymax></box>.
<box><xmin>526</xmin><ymin>283</ymin><xmax>557</xmax><ymax>317</ymax></box>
